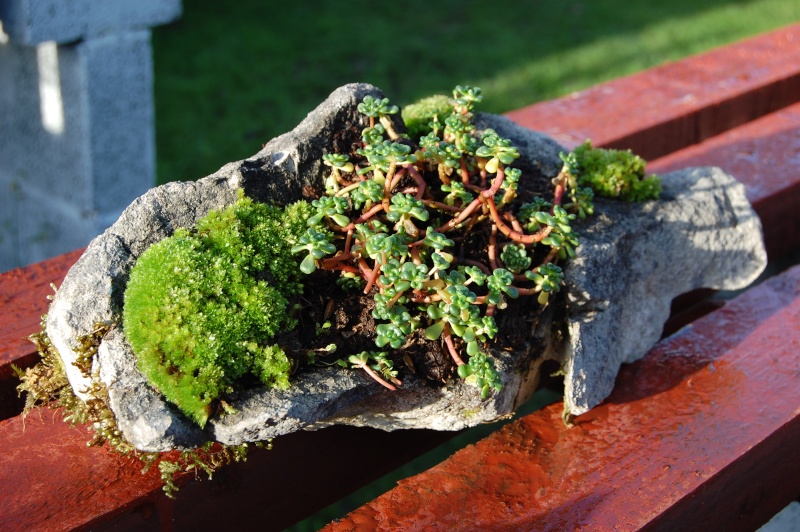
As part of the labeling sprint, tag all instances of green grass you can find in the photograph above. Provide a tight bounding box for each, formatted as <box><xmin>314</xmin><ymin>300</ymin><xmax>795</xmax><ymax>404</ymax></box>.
<box><xmin>152</xmin><ymin>0</ymin><xmax>800</xmax><ymax>185</ymax></box>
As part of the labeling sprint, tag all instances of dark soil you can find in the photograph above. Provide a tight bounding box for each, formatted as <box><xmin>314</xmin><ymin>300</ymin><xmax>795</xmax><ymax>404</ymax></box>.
<box><xmin>278</xmin><ymin>267</ymin><xmax>547</xmax><ymax>386</ymax></box>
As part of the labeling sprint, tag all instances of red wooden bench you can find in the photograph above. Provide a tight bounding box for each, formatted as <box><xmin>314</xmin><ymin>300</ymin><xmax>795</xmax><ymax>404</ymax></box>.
<box><xmin>1</xmin><ymin>23</ymin><xmax>799</xmax><ymax>531</ymax></box>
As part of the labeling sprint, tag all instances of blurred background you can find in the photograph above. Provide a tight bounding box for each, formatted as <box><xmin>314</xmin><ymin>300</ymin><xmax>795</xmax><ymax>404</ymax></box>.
<box><xmin>1</xmin><ymin>0</ymin><xmax>799</xmax><ymax>270</ymax></box>
<box><xmin>153</xmin><ymin>0</ymin><xmax>800</xmax><ymax>184</ymax></box>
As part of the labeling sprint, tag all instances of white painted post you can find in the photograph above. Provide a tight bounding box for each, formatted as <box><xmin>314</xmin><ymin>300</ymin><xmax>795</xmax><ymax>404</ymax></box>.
<box><xmin>0</xmin><ymin>0</ymin><xmax>182</xmax><ymax>271</ymax></box>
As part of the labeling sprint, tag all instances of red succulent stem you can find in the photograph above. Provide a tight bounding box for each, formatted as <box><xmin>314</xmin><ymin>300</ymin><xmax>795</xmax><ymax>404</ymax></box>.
<box><xmin>320</xmin><ymin>253</ymin><xmax>354</xmax><ymax>269</ymax></box>
<box><xmin>389</xmin><ymin>166</ymin><xmax>408</xmax><ymax>191</ymax></box>
<box><xmin>502</xmin><ymin>210</ymin><xmax>524</xmax><ymax>234</ymax></box>
<box><xmin>551</xmin><ymin>168</ymin><xmax>568</xmax><ymax>207</ymax></box>
<box><xmin>459</xmin><ymin>259</ymin><xmax>492</xmax><ymax>276</ymax></box>
<box><xmin>514</xmin><ymin>286</ymin><xmax>540</xmax><ymax>296</ymax></box>
<box><xmin>408</xmin><ymin>235</ymin><xmax>428</xmax><ymax>248</ymax></box>
<box><xmin>343</xmin><ymin>203</ymin><xmax>385</xmax><ymax>232</ymax></box>
<box><xmin>422</xmin><ymin>200</ymin><xmax>461</xmax><ymax>214</ymax></box>
<box><xmin>344</xmin><ymin>229</ymin><xmax>354</xmax><ymax>255</ymax></box>
<box><xmin>385</xmin><ymin>161</ymin><xmax>398</xmax><ymax>192</ymax></box>
<box><xmin>332</xmin><ymin>264</ymin><xmax>359</xmax><ymax>275</ymax></box>
<box><xmin>483</xmin><ymin>196</ymin><xmax>553</xmax><ymax>244</ymax></box>
<box><xmin>543</xmin><ymin>247</ymin><xmax>560</xmax><ymax>265</ymax></box>
<box><xmin>459</xmin><ymin>158</ymin><xmax>470</xmax><ymax>184</ymax></box>
<box><xmin>463</xmin><ymin>182</ymin><xmax>485</xmax><ymax>195</ymax></box>
<box><xmin>488</xmin><ymin>225</ymin><xmax>500</xmax><ymax>271</ymax></box>
<box><xmin>481</xmin><ymin>165</ymin><xmax>505</xmax><ymax>199</ymax></box>
<box><xmin>362</xmin><ymin>259</ymin><xmax>382</xmax><ymax>294</ymax></box>
<box><xmin>406</xmin><ymin>164</ymin><xmax>427</xmax><ymax>200</ymax></box>
<box><xmin>357</xmin><ymin>362</ymin><xmax>397</xmax><ymax>391</ymax></box>
<box><xmin>435</xmin><ymin>195</ymin><xmax>483</xmax><ymax>233</ymax></box>
<box><xmin>552</xmin><ymin>182</ymin><xmax>565</xmax><ymax>207</ymax></box>
<box><xmin>442</xmin><ymin>325</ymin><xmax>466</xmax><ymax>367</ymax></box>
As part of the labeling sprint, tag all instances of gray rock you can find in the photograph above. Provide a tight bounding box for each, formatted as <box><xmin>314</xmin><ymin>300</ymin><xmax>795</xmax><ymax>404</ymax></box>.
<box><xmin>562</xmin><ymin>166</ymin><xmax>767</xmax><ymax>417</ymax></box>
<box><xmin>474</xmin><ymin>112</ymin><xmax>566</xmax><ymax>181</ymax></box>
<box><xmin>45</xmin><ymin>83</ymin><xmax>766</xmax><ymax>451</ymax></box>
<box><xmin>46</xmin><ymin>82</ymin><xmax>388</xmax><ymax>450</ymax></box>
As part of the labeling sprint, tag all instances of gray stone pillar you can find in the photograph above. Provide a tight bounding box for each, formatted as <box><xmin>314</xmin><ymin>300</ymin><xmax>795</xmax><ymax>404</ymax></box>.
<box><xmin>0</xmin><ymin>0</ymin><xmax>181</xmax><ymax>272</ymax></box>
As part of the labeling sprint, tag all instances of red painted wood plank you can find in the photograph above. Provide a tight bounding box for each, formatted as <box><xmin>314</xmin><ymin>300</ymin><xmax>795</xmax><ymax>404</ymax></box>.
<box><xmin>0</xmin><ymin>411</ymin><xmax>455</xmax><ymax>531</ymax></box>
<box><xmin>0</xmin><ymin>249</ymin><xmax>84</xmax><ymax>420</ymax></box>
<box><xmin>0</xmin><ymin>248</ymin><xmax>83</xmax><ymax>367</ymax></box>
<box><xmin>505</xmin><ymin>23</ymin><xmax>800</xmax><ymax>160</ymax></box>
<box><xmin>0</xmin><ymin>414</ymin><xmax>167</xmax><ymax>532</ymax></box>
<box><xmin>650</xmin><ymin>101</ymin><xmax>800</xmax><ymax>261</ymax></box>
<box><xmin>325</xmin><ymin>265</ymin><xmax>800</xmax><ymax>532</ymax></box>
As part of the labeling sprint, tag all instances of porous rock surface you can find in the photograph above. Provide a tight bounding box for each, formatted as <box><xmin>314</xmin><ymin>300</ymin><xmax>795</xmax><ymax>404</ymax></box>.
<box><xmin>45</xmin><ymin>83</ymin><xmax>767</xmax><ymax>451</ymax></box>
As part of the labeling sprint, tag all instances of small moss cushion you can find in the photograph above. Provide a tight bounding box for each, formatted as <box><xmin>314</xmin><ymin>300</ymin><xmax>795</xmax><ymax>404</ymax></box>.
<box><xmin>572</xmin><ymin>140</ymin><xmax>661</xmax><ymax>202</ymax></box>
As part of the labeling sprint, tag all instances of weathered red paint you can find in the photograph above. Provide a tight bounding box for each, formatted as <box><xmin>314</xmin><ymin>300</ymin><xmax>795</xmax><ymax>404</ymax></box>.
<box><xmin>0</xmin><ymin>414</ymin><xmax>168</xmax><ymax>532</ymax></box>
<box><xmin>505</xmin><ymin>23</ymin><xmax>800</xmax><ymax>161</ymax></box>
<box><xmin>0</xmin><ymin>411</ymin><xmax>457</xmax><ymax>531</ymax></box>
<box><xmin>0</xmin><ymin>249</ymin><xmax>84</xmax><ymax>420</ymax></box>
<box><xmin>326</xmin><ymin>265</ymin><xmax>800</xmax><ymax>531</ymax></box>
<box><xmin>0</xmin><ymin>248</ymin><xmax>83</xmax><ymax>367</ymax></box>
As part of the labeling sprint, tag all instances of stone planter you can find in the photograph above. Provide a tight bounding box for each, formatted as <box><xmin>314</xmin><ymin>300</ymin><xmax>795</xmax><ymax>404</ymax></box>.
<box><xmin>45</xmin><ymin>84</ymin><xmax>767</xmax><ymax>451</ymax></box>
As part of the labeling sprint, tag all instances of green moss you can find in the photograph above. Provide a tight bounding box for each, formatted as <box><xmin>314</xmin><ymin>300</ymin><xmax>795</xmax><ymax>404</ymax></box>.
<box><xmin>401</xmin><ymin>94</ymin><xmax>453</xmax><ymax>139</ymax></box>
<box><xmin>571</xmin><ymin>140</ymin><xmax>661</xmax><ymax>202</ymax></box>
<box><xmin>123</xmin><ymin>194</ymin><xmax>312</xmax><ymax>427</ymax></box>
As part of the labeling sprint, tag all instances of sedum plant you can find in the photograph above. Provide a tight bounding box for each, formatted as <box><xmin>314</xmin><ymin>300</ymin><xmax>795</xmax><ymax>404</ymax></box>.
<box><xmin>123</xmin><ymin>194</ymin><xmax>312</xmax><ymax>427</ymax></box>
<box><xmin>292</xmin><ymin>85</ymin><xmax>660</xmax><ymax>398</ymax></box>
<box><xmin>123</xmin><ymin>86</ymin><xmax>662</xmax><ymax>415</ymax></box>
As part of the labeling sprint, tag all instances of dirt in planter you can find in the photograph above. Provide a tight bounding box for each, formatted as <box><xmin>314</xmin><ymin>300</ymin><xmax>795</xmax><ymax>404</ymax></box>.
<box><xmin>273</xmin><ymin>261</ymin><xmax>554</xmax><ymax>390</ymax></box>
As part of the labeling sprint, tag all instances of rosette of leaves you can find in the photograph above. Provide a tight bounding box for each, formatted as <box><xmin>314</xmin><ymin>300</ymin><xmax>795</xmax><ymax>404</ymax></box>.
<box><xmin>123</xmin><ymin>195</ymin><xmax>311</xmax><ymax>427</ymax></box>
<box><xmin>457</xmin><ymin>352</ymin><xmax>504</xmax><ymax>399</ymax></box>
<box><xmin>358</xmin><ymin>95</ymin><xmax>401</xmax><ymax>139</ymax></box>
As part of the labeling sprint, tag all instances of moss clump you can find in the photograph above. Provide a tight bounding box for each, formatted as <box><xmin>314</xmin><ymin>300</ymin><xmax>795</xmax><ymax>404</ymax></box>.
<box><xmin>18</xmin><ymin>323</ymin><xmax>272</xmax><ymax>497</ymax></box>
<box><xmin>401</xmin><ymin>94</ymin><xmax>453</xmax><ymax>139</ymax></box>
<box><xmin>571</xmin><ymin>140</ymin><xmax>661</xmax><ymax>202</ymax></box>
<box><xmin>15</xmin><ymin>326</ymin><xmax>93</xmax><ymax>425</ymax></box>
<box><xmin>123</xmin><ymin>194</ymin><xmax>312</xmax><ymax>427</ymax></box>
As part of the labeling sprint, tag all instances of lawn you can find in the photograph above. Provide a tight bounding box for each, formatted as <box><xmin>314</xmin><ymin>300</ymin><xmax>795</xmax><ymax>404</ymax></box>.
<box><xmin>152</xmin><ymin>0</ymin><xmax>800</xmax><ymax>185</ymax></box>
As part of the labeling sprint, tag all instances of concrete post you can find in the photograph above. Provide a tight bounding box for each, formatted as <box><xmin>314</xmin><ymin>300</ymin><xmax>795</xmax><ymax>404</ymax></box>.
<box><xmin>0</xmin><ymin>0</ymin><xmax>182</xmax><ymax>272</ymax></box>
